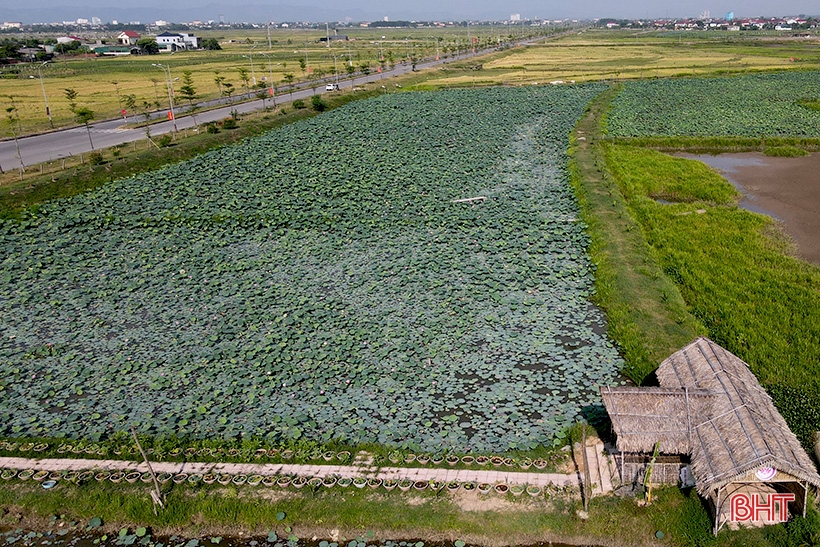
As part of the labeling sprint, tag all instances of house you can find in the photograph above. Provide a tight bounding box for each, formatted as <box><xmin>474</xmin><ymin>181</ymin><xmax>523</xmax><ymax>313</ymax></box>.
<box><xmin>155</xmin><ymin>32</ymin><xmax>199</xmax><ymax>51</ymax></box>
<box><xmin>56</xmin><ymin>36</ymin><xmax>84</xmax><ymax>44</ymax></box>
<box><xmin>17</xmin><ymin>47</ymin><xmax>44</xmax><ymax>62</ymax></box>
<box><xmin>93</xmin><ymin>45</ymin><xmax>139</xmax><ymax>56</ymax></box>
<box><xmin>118</xmin><ymin>30</ymin><xmax>141</xmax><ymax>46</ymax></box>
<box><xmin>601</xmin><ymin>338</ymin><xmax>820</xmax><ymax>535</ymax></box>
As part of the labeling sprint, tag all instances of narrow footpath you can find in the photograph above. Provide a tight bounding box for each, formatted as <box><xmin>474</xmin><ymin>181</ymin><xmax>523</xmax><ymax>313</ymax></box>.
<box><xmin>1</xmin><ymin>440</ymin><xmax>615</xmax><ymax>494</ymax></box>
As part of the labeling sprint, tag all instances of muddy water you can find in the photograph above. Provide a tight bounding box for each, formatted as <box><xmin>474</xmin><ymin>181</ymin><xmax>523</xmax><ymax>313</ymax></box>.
<box><xmin>677</xmin><ymin>152</ymin><xmax>820</xmax><ymax>266</ymax></box>
<box><xmin>0</xmin><ymin>529</ymin><xmax>598</xmax><ymax>547</ymax></box>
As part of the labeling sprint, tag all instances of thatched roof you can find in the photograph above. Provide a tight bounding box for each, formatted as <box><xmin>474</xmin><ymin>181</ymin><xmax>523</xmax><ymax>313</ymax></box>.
<box><xmin>600</xmin><ymin>386</ymin><xmax>715</xmax><ymax>454</ymax></box>
<box><xmin>602</xmin><ymin>337</ymin><xmax>820</xmax><ymax>496</ymax></box>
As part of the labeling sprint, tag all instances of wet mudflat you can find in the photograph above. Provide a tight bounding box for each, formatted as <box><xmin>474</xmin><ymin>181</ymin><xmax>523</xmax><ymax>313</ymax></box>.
<box><xmin>678</xmin><ymin>152</ymin><xmax>820</xmax><ymax>266</ymax></box>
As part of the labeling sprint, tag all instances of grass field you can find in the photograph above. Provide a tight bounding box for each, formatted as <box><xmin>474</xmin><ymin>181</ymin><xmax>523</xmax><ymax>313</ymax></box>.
<box><xmin>415</xmin><ymin>29</ymin><xmax>820</xmax><ymax>88</ymax></box>
<box><xmin>0</xmin><ymin>25</ymin><xmax>557</xmax><ymax>134</ymax></box>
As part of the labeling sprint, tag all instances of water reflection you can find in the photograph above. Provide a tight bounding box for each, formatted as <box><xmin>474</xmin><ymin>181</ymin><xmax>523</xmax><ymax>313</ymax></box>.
<box><xmin>676</xmin><ymin>153</ymin><xmax>781</xmax><ymax>219</ymax></box>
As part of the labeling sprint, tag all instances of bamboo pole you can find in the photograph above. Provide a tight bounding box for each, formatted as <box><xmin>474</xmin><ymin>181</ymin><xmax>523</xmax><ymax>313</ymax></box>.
<box><xmin>130</xmin><ymin>426</ymin><xmax>164</xmax><ymax>513</ymax></box>
<box><xmin>581</xmin><ymin>424</ymin><xmax>591</xmax><ymax>512</ymax></box>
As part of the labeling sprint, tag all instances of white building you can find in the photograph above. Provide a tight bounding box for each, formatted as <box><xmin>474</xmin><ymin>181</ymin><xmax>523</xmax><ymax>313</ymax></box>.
<box><xmin>156</xmin><ymin>32</ymin><xmax>199</xmax><ymax>51</ymax></box>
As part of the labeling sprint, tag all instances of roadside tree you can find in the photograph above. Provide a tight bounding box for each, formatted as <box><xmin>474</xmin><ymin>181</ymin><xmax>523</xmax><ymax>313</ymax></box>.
<box><xmin>178</xmin><ymin>70</ymin><xmax>199</xmax><ymax>126</ymax></box>
<box><xmin>138</xmin><ymin>37</ymin><xmax>159</xmax><ymax>54</ymax></box>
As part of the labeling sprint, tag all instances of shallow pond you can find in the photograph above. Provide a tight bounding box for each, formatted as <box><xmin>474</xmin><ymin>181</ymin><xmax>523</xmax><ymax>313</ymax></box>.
<box><xmin>677</xmin><ymin>152</ymin><xmax>820</xmax><ymax>266</ymax></box>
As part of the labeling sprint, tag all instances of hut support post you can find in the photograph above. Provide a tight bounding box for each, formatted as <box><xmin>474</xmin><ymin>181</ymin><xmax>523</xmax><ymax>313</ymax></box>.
<box><xmin>713</xmin><ymin>487</ymin><xmax>722</xmax><ymax>536</ymax></box>
<box><xmin>803</xmin><ymin>481</ymin><xmax>808</xmax><ymax>518</ymax></box>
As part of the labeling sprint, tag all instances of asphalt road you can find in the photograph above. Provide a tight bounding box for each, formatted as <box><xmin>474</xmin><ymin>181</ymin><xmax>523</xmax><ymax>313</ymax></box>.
<box><xmin>0</xmin><ymin>41</ymin><xmax>539</xmax><ymax>170</ymax></box>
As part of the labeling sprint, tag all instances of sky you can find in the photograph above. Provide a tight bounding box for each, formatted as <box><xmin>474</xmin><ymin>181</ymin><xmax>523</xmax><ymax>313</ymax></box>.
<box><xmin>1</xmin><ymin>0</ymin><xmax>818</xmax><ymax>24</ymax></box>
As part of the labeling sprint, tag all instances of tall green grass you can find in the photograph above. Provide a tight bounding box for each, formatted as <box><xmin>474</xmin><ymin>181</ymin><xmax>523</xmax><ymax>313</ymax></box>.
<box><xmin>569</xmin><ymin>90</ymin><xmax>704</xmax><ymax>384</ymax></box>
<box><xmin>602</xmin><ymin>143</ymin><xmax>820</xmax><ymax>446</ymax></box>
<box><xmin>1</xmin><ymin>480</ymin><xmax>815</xmax><ymax>547</ymax></box>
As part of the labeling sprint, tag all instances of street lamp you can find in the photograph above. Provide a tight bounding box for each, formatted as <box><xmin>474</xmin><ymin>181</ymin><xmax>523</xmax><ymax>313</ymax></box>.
<box><xmin>151</xmin><ymin>63</ymin><xmax>177</xmax><ymax>133</ymax></box>
<box><xmin>330</xmin><ymin>53</ymin><xmax>339</xmax><ymax>85</ymax></box>
<box><xmin>243</xmin><ymin>45</ymin><xmax>257</xmax><ymax>86</ymax></box>
<box><xmin>258</xmin><ymin>51</ymin><xmax>276</xmax><ymax>107</ymax></box>
<box><xmin>36</xmin><ymin>61</ymin><xmax>53</xmax><ymax>129</ymax></box>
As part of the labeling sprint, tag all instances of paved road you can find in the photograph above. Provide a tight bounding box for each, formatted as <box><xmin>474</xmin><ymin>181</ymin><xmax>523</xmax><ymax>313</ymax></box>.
<box><xmin>0</xmin><ymin>48</ymin><xmax>500</xmax><ymax>170</ymax></box>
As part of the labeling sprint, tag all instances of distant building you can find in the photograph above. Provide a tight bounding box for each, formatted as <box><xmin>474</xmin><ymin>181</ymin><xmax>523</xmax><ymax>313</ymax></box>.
<box><xmin>510</xmin><ymin>13</ymin><xmax>521</xmax><ymax>21</ymax></box>
<box><xmin>2</xmin><ymin>21</ymin><xmax>23</xmax><ymax>29</ymax></box>
<box><xmin>319</xmin><ymin>35</ymin><xmax>348</xmax><ymax>42</ymax></box>
<box><xmin>56</xmin><ymin>35</ymin><xmax>83</xmax><ymax>44</ymax></box>
<box><xmin>93</xmin><ymin>45</ymin><xmax>139</xmax><ymax>56</ymax></box>
<box><xmin>17</xmin><ymin>47</ymin><xmax>43</xmax><ymax>61</ymax></box>
<box><xmin>118</xmin><ymin>30</ymin><xmax>141</xmax><ymax>46</ymax></box>
<box><xmin>156</xmin><ymin>32</ymin><xmax>199</xmax><ymax>51</ymax></box>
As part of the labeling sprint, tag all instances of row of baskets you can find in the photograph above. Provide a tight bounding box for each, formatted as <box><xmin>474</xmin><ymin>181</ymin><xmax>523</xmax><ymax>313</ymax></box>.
<box><xmin>0</xmin><ymin>441</ymin><xmax>560</xmax><ymax>471</ymax></box>
<box><xmin>0</xmin><ymin>467</ymin><xmax>548</xmax><ymax>497</ymax></box>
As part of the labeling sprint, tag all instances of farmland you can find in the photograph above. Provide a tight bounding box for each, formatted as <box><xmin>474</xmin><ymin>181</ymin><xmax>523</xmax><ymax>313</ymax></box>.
<box><xmin>0</xmin><ymin>24</ymin><xmax>556</xmax><ymax>134</ymax></box>
<box><xmin>606</xmin><ymin>71</ymin><xmax>820</xmax><ymax>137</ymax></box>
<box><xmin>419</xmin><ymin>28</ymin><xmax>820</xmax><ymax>88</ymax></box>
<box><xmin>0</xmin><ymin>85</ymin><xmax>623</xmax><ymax>452</ymax></box>
<box><xmin>2</xmin><ymin>28</ymin><xmax>820</xmax><ymax>547</ymax></box>
<box><xmin>594</xmin><ymin>72</ymin><xmax>820</xmax><ymax>446</ymax></box>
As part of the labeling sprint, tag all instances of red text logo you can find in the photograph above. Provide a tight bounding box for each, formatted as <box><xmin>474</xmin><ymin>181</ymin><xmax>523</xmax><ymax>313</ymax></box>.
<box><xmin>730</xmin><ymin>493</ymin><xmax>795</xmax><ymax>522</ymax></box>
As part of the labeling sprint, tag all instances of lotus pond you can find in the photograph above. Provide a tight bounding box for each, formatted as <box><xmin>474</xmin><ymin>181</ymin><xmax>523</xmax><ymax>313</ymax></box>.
<box><xmin>0</xmin><ymin>86</ymin><xmax>624</xmax><ymax>453</ymax></box>
<box><xmin>606</xmin><ymin>71</ymin><xmax>820</xmax><ymax>138</ymax></box>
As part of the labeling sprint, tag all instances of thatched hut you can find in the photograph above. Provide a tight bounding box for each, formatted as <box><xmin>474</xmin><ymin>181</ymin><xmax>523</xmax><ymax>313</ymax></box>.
<box><xmin>601</xmin><ymin>337</ymin><xmax>820</xmax><ymax>534</ymax></box>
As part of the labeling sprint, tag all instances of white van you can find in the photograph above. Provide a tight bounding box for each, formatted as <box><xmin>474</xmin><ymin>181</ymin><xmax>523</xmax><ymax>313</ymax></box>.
<box><xmin>325</xmin><ymin>83</ymin><xmax>339</xmax><ymax>91</ymax></box>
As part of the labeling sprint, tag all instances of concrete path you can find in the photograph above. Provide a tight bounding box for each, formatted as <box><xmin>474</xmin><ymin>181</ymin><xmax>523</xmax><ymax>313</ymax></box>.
<box><xmin>0</xmin><ymin>455</ymin><xmax>578</xmax><ymax>488</ymax></box>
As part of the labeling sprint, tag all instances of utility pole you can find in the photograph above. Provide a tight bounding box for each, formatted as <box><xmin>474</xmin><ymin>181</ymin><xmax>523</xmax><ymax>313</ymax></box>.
<box><xmin>258</xmin><ymin>51</ymin><xmax>276</xmax><ymax>107</ymax></box>
<box><xmin>36</xmin><ymin>61</ymin><xmax>53</xmax><ymax>128</ymax></box>
<box><xmin>151</xmin><ymin>63</ymin><xmax>177</xmax><ymax>133</ymax></box>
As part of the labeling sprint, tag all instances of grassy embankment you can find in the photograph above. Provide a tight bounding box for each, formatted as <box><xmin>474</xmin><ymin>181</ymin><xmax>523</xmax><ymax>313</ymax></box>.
<box><xmin>601</xmin><ymin>139</ymin><xmax>820</xmax><ymax>444</ymax></box>
<box><xmin>566</xmin><ymin>84</ymin><xmax>820</xmax><ymax>546</ymax></box>
<box><xmin>568</xmin><ymin>86</ymin><xmax>704</xmax><ymax>382</ymax></box>
<box><xmin>3</xmin><ymin>463</ymin><xmax>818</xmax><ymax>547</ymax></box>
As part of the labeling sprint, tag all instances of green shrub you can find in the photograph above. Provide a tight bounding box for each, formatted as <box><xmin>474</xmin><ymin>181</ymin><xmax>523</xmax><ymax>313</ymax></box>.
<box><xmin>292</xmin><ymin>99</ymin><xmax>306</xmax><ymax>109</ymax></box>
<box><xmin>87</xmin><ymin>151</ymin><xmax>104</xmax><ymax>165</ymax></box>
<box><xmin>311</xmin><ymin>95</ymin><xmax>327</xmax><ymax>112</ymax></box>
<box><xmin>157</xmin><ymin>134</ymin><xmax>173</xmax><ymax>148</ymax></box>
<box><xmin>221</xmin><ymin>118</ymin><xmax>237</xmax><ymax>130</ymax></box>
<box><xmin>206</xmin><ymin>123</ymin><xmax>220</xmax><ymax>134</ymax></box>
